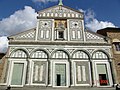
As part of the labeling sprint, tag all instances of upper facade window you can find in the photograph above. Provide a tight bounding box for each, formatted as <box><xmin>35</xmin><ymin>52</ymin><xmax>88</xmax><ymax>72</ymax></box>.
<box><xmin>55</xmin><ymin>19</ymin><xmax>67</xmax><ymax>40</ymax></box>
<box><xmin>114</xmin><ymin>42</ymin><xmax>120</xmax><ymax>51</ymax></box>
<box><xmin>58</xmin><ymin>31</ymin><xmax>64</xmax><ymax>39</ymax></box>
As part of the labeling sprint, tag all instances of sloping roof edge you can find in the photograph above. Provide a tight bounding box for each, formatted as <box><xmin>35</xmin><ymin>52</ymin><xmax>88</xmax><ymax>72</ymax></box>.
<box><xmin>8</xmin><ymin>27</ymin><xmax>36</xmax><ymax>39</ymax></box>
<box><xmin>37</xmin><ymin>5</ymin><xmax>83</xmax><ymax>15</ymax></box>
<box><xmin>97</xmin><ymin>27</ymin><xmax>120</xmax><ymax>36</ymax></box>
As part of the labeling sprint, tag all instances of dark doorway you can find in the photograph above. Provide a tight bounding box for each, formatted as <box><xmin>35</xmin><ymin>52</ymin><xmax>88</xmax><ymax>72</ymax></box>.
<box><xmin>99</xmin><ymin>74</ymin><xmax>108</xmax><ymax>85</ymax></box>
<box><xmin>57</xmin><ymin>74</ymin><xmax>61</xmax><ymax>86</ymax></box>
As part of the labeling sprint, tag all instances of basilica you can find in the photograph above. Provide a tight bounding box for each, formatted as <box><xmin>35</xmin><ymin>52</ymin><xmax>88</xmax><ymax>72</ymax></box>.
<box><xmin>1</xmin><ymin>0</ymin><xmax>114</xmax><ymax>88</ymax></box>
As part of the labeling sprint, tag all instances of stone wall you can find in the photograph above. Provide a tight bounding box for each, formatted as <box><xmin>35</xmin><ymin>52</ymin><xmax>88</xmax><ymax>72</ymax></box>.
<box><xmin>0</xmin><ymin>54</ymin><xmax>6</xmax><ymax>83</ymax></box>
<box><xmin>107</xmin><ymin>32</ymin><xmax>120</xmax><ymax>83</ymax></box>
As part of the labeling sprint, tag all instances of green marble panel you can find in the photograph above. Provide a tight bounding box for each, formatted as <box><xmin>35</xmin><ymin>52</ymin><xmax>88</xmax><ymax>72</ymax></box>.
<box><xmin>11</xmin><ymin>63</ymin><xmax>24</xmax><ymax>85</ymax></box>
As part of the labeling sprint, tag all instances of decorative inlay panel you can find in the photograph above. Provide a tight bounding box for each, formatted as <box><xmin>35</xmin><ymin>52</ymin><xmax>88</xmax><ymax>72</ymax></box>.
<box><xmin>38</xmin><ymin>20</ymin><xmax>52</xmax><ymax>40</ymax></box>
<box><xmin>38</xmin><ymin>6</ymin><xmax>83</xmax><ymax>19</ymax></box>
<box><xmin>85</xmin><ymin>31</ymin><xmax>105</xmax><ymax>41</ymax></box>
<box><xmin>15</xmin><ymin>30</ymin><xmax>35</xmax><ymax>40</ymax></box>
<box><xmin>69</xmin><ymin>20</ymin><xmax>83</xmax><ymax>41</ymax></box>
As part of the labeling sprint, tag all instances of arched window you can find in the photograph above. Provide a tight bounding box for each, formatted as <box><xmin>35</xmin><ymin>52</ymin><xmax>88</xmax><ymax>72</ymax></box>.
<box><xmin>52</xmin><ymin>50</ymin><xmax>68</xmax><ymax>59</ymax></box>
<box><xmin>112</xmin><ymin>39</ymin><xmax>120</xmax><ymax>51</ymax></box>
<box><xmin>73</xmin><ymin>51</ymin><xmax>89</xmax><ymax>59</ymax></box>
<box><xmin>10</xmin><ymin>50</ymin><xmax>27</xmax><ymax>58</ymax></box>
<box><xmin>92</xmin><ymin>51</ymin><xmax>108</xmax><ymax>59</ymax></box>
<box><xmin>31</xmin><ymin>50</ymin><xmax>48</xmax><ymax>58</ymax></box>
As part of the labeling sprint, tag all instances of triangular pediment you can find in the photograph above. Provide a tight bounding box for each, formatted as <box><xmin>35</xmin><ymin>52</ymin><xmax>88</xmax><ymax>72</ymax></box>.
<box><xmin>85</xmin><ymin>30</ymin><xmax>107</xmax><ymax>42</ymax></box>
<box><xmin>9</xmin><ymin>28</ymin><xmax>36</xmax><ymax>40</ymax></box>
<box><xmin>37</xmin><ymin>5</ymin><xmax>83</xmax><ymax>19</ymax></box>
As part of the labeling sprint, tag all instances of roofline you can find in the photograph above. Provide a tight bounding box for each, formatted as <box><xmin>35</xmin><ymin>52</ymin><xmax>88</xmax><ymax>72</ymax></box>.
<box><xmin>85</xmin><ymin>29</ymin><xmax>107</xmax><ymax>39</ymax></box>
<box><xmin>37</xmin><ymin>5</ymin><xmax>83</xmax><ymax>15</ymax></box>
<box><xmin>97</xmin><ymin>27</ymin><xmax>120</xmax><ymax>32</ymax></box>
<box><xmin>37</xmin><ymin>16</ymin><xmax>84</xmax><ymax>20</ymax></box>
<box><xmin>97</xmin><ymin>27</ymin><xmax>120</xmax><ymax>36</ymax></box>
<box><xmin>8</xmin><ymin>27</ymin><xmax>36</xmax><ymax>39</ymax></box>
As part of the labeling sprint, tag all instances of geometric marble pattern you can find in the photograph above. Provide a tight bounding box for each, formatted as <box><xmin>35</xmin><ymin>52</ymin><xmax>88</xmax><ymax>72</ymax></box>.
<box><xmin>92</xmin><ymin>51</ymin><xmax>108</xmax><ymax>59</ymax></box>
<box><xmin>87</xmin><ymin>49</ymin><xmax>94</xmax><ymax>54</ymax></box>
<box><xmin>16</xmin><ymin>32</ymin><xmax>35</xmax><ymax>39</ymax></box>
<box><xmin>73</xmin><ymin>51</ymin><xmax>89</xmax><ymax>58</ymax></box>
<box><xmin>31</xmin><ymin>51</ymin><xmax>48</xmax><ymax>58</ymax></box>
<box><xmin>85</xmin><ymin>31</ymin><xmax>105</xmax><ymax>41</ymax></box>
<box><xmin>15</xmin><ymin>30</ymin><xmax>35</xmax><ymax>40</ymax></box>
<box><xmin>10</xmin><ymin>50</ymin><xmax>27</xmax><ymax>58</ymax></box>
<box><xmin>9</xmin><ymin>28</ymin><xmax>36</xmax><ymax>40</ymax></box>
<box><xmin>26</xmin><ymin>48</ymin><xmax>34</xmax><ymax>53</ymax></box>
<box><xmin>52</xmin><ymin>51</ymin><xmax>68</xmax><ymax>58</ymax></box>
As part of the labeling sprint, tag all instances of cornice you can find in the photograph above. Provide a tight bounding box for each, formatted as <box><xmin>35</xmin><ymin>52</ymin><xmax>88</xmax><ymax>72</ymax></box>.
<box><xmin>9</xmin><ymin>41</ymin><xmax>111</xmax><ymax>46</ymax></box>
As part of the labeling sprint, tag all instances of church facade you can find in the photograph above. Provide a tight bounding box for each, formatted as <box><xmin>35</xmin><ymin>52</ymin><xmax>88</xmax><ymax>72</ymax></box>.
<box><xmin>2</xmin><ymin>3</ymin><xmax>114</xmax><ymax>88</ymax></box>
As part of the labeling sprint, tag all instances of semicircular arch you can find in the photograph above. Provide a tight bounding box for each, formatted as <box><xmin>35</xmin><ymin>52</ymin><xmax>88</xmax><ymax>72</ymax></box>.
<box><xmin>30</xmin><ymin>49</ymin><xmax>49</xmax><ymax>59</ymax></box>
<box><xmin>51</xmin><ymin>49</ymin><xmax>70</xmax><ymax>59</ymax></box>
<box><xmin>10</xmin><ymin>48</ymin><xmax>29</xmax><ymax>58</ymax></box>
<box><xmin>92</xmin><ymin>50</ymin><xmax>110</xmax><ymax>59</ymax></box>
<box><xmin>72</xmin><ymin>49</ymin><xmax>90</xmax><ymax>59</ymax></box>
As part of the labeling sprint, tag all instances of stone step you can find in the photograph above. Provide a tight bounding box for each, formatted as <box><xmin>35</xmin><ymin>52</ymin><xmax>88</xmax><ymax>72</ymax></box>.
<box><xmin>0</xmin><ymin>86</ymin><xmax>116</xmax><ymax>90</ymax></box>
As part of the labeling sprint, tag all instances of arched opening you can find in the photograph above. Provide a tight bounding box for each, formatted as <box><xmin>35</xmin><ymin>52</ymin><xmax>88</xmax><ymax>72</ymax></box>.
<box><xmin>72</xmin><ymin>50</ymin><xmax>89</xmax><ymax>59</ymax></box>
<box><xmin>51</xmin><ymin>50</ymin><xmax>70</xmax><ymax>87</ymax></box>
<box><xmin>72</xmin><ymin>50</ymin><xmax>91</xmax><ymax>86</ymax></box>
<box><xmin>31</xmin><ymin>50</ymin><xmax>48</xmax><ymax>59</ymax></box>
<box><xmin>8</xmin><ymin>49</ymin><xmax>28</xmax><ymax>86</ymax></box>
<box><xmin>92</xmin><ymin>50</ymin><xmax>113</xmax><ymax>87</ymax></box>
<box><xmin>30</xmin><ymin>50</ymin><xmax>48</xmax><ymax>86</ymax></box>
<box><xmin>52</xmin><ymin>50</ymin><xmax>69</xmax><ymax>59</ymax></box>
<box><xmin>10</xmin><ymin>49</ymin><xmax>28</xmax><ymax>58</ymax></box>
<box><xmin>92</xmin><ymin>51</ymin><xmax>108</xmax><ymax>59</ymax></box>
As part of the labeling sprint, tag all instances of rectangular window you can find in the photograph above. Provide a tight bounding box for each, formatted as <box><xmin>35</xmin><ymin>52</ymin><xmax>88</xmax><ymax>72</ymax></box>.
<box><xmin>41</xmin><ymin>30</ymin><xmax>44</xmax><ymax>38</ymax></box>
<box><xmin>11</xmin><ymin>63</ymin><xmax>24</xmax><ymax>85</ymax></box>
<box><xmin>39</xmin><ymin>65</ymin><xmax>44</xmax><ymax>81</ymax></box>
<box><xmin>46</xmin><ymin>30</ymin><xmax>49</xmax><ymax>38</ymax></box>
<box><xmin>77</xmin><ymin>31</ymin><xmax>81</xmax><ymax>39</ymax></box>
<box><xmin>72</xmin><ymin>30</ymin><xmax>75</xmax><ymax>39</ymax></box>
<box><xmin>77</xmin><ymin>65</ymin><xmax>86</xmax><ymax>82</ymax></box>
<box><xmin>114</xmin><ymin>42</ymin><xmax>120</xmax><ymax>51</ymax></box>
<box><xmin>58</xmin><ymin>31</ymin><xmax>64</xmax><ymax>39</ymax></box>
<box><xmin>34</xmin><ymin>65</ymin><xmax>39</xmax><ymax>81</ymax></box>
<box><xmin>82</xmin><ymin>66</ymin><xmax>86</xmax><ymax>81</ymax></box>
<box><xmin>77</xmin><ymin>66</ymin><xmax>81</xmax><ymax>81</ymax></box>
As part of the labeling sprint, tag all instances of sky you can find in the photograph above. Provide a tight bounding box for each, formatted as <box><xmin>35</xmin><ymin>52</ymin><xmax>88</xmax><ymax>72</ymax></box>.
<box><xmin>0</xmin><ymin>0</ymin><xmax>120</xmax><ymax>53</ymax></box>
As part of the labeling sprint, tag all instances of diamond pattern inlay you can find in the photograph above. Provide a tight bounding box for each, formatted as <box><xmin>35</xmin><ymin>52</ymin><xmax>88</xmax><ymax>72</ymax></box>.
<box><xmin>86</xmin><ymin>31</ymin><xmax>104</xmax><ymax>41</ymax></box>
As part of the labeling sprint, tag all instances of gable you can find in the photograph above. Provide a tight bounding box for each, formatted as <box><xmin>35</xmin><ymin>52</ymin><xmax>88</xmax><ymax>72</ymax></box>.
<box><xmin>9</xmin><ymin>28</ymin><xmax>36</xmax><ymax>40</ymax></box>
<box><xmin>85</xmin><ymin>30</ymin><xmax>106</xmax><ymax>42</ymax></box>
<box><xmin>37</xmin><ymin>5</ymin><xmax>83</xmax><ymax>19</ymax></box>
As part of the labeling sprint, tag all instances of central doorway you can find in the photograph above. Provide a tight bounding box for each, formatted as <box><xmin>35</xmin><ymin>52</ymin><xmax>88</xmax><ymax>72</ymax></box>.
<box><xmin>55</xmin><ymin>64</ymin><xmax>66</xmax><ymax>86</ymax></box>
<box><xmin>53</xmin><ymin>62</ymin><xmax>69</xmax><ymax>87</ymax></box>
